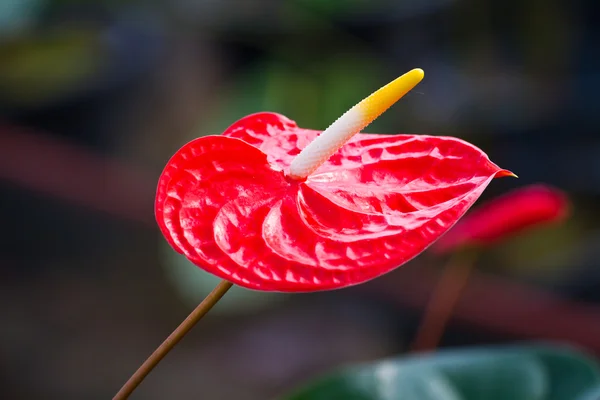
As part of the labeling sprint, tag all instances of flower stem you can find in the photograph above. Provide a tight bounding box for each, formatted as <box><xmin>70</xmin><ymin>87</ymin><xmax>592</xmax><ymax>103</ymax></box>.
<box><xmin>113</xmin><ymin>280</ymin><xmax>233</xmax><ymax>399</ymax></box>
<box><xmin>409</xmin><ymin>250</ymin><xmax>478</xmax><ymax>352</ymax></box>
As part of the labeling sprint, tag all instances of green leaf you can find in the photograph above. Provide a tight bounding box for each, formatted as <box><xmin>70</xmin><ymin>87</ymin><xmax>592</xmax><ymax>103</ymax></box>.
<box><xmin>577</xmin><ymin>385</ymin><xmax>600</xmax><ymax>400</ymax></box>
<box><xmin>282</xmin><ymin>345</ymin><xmax>600</xmax><ymax>400</ymax></box>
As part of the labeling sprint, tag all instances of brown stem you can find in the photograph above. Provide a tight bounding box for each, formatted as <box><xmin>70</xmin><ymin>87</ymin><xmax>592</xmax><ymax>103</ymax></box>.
<box><xmin>409</xmin><ymin>250</ymin><xmax>478</xmax><ymax>352</ymax></box>
<box><xmin>113</xmin><ymin>279</ymin><xmax>234</xmax><ymax>399</ymax></box>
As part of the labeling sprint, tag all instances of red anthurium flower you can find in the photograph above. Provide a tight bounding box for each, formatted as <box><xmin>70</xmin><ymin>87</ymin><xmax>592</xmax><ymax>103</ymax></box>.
<box><xmin>155</xmin><ymin>69</ymin><xmax>513</xmax><ymax>292</ymax></box>
<box><xmin>433</xmin><ymin>184</ymin><xmax>569</xmax><ymax>253</ymax></box>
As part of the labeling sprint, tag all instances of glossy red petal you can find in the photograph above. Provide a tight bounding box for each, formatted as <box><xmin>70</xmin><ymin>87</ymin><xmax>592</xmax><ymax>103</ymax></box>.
<box><xmin>157</xmin><ymin>113</ymin><xmax>511</xmax><ymax>292</ymax></box>
<box><xmin>433</xmin><ymin>184</ymin><xmax>569</xmax><ymax>253</ymax></box>
<box><xmin>223</xmin><ymin>112</ymin><xmax>380</xmax><ymax>173</ymax></box>
<box><xmin>155</xmin><ymin>135</ymin><xmax>288</xmax><ymax>278</ymax></box>
<box><xmin>305</xmin><ymin>135</ymin><xmax>504</xmax><ymax>216</ymax></box>
<box><xmin>261</xmin><ymin>187</ymin><xmax>490</xmax><ymax>290</ymax></box>
<box><xmin>222</xmin><ymin>112</ymin><xmax>317</xmax><ymax>171</ymax></box>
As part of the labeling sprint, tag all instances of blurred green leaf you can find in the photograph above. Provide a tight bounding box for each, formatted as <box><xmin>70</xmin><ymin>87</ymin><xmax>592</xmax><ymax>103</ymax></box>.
<box><xmin>577</xmin><ymin>385</ymin><xmax>600</xmax><ymax>400</ymax></box>
<box><xmin>281</xmin><ymin>345</ymin><xmax>600</xmax><ymax>400</ymax></box>
<box><xmin>0</xmin><ymin>29</ymin><xmax>103</xmax><ymax>106</ymax></box>
<box><xmin>486</xmin><ymin>208</ymin><xmax>586</xmax><ymax>280</ymax></box>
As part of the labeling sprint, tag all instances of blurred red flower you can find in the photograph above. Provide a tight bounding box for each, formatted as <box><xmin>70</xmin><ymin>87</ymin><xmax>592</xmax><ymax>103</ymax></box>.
<box><xmin>433</xmin><ymin>184</ymin><xmax>569</xmax><ymax>253</ymax></box>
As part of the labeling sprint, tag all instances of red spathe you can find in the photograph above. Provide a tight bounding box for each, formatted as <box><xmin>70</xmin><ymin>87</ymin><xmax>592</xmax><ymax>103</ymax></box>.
<box><xmin>155</xmin><ymin>112</ymin><xmax>511</xmax><ymax>292</ymax></box>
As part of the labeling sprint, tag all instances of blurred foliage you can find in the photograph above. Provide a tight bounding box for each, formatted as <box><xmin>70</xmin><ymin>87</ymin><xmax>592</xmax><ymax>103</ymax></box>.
<box><xmin>291</xmin><ymin>0</ymin><xmax>378</xmax><ymax>15</ymax></box>
<box><xmin>486</xmin><ymin>212</ymin><xmax>586</xmax><ymax>279</ymax></box>
<box><xmin>0</xmin><ymin>29</ymin><xmax>104</xmax><ymax>107</ymax></box>
<box><xmin>0</xmin><ymin>0</ymin><xmax>45</xmax><ymax>36</ymax></box>
<box><xmin>291</xmin><ymin>0</ymin><xmax>456</xmax><ymax>19</ymax></box>
<box><xmin>282</xmin><ymin>345</ymin><xmax>600</xmax><ymax>400</ymax></box>
<box><xmin>578</xmin><ymin>385</ymin><xmax>600</xmax><ymax>400</ymax></box>
<box><xmin>204</xmin><ymin>55</ymin><xmax>392</xmax><ymax>138</ymax></box>
<box><xmin>0</xmin><ymin>0</ymin><xmax>142</xmax><ymax>38</ymax></box>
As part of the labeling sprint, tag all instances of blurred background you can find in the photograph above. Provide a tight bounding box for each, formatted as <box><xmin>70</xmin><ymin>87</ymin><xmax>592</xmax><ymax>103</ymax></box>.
<box><xmin>1</xmin><ymin>0</ymin><xmax>600</xmax><ymax>398</ymax></box>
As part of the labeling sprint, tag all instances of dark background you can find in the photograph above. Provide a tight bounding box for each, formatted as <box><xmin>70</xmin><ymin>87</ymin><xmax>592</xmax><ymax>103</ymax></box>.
<box><xmin>1</xmin><ymin>0</ymin><xmax>599</xmax><ymax>398</ymax></box>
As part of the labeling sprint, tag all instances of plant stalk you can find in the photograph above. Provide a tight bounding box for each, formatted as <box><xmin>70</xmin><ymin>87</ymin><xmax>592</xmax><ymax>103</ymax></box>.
<box><xmin>409</xmin><ymin>250</ymin><xmax>478</xmax><ymax>352</ymax></box>
<box><xmin>113</xmin><ymin>279</ymin><xmax>233</xmax><ymax>399</ymax></box>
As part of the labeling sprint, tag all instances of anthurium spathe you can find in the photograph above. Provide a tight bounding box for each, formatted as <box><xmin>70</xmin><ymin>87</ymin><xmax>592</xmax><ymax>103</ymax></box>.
<box><xmin>155</xmin><ymin>69</ymin><xmax>514</xmax><ymax>292</ymax></box>
<box><xmin>433</xmin><ymin>184</ymin><xmax>569</xmax><ymax>253</ymax></box>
